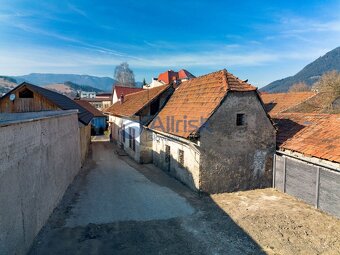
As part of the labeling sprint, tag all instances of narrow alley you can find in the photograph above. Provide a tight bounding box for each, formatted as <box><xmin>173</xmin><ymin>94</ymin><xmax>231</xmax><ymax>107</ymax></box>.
<box><xmin>28</xmin><ymin>141</ymin><xmax>264</xmax><ymax>255</ymax></box>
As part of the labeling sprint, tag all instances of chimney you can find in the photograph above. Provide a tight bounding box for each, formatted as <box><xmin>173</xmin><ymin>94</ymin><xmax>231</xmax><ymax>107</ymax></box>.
<box><xmin>120</xmin><ymin>94</ymin><xmax>124</xmax><ymax>104</ymax></box>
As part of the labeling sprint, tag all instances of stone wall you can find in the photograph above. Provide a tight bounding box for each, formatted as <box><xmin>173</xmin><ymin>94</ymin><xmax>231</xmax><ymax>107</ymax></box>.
<box><xmin>199</xmin><ymin>91</ymin><xmax>276</xmax><ymax>193</ymax></box>
<box><xmin>0</xmin><ymin>111</ymin><xmax>81</xmax><ymax>255</ymax></box>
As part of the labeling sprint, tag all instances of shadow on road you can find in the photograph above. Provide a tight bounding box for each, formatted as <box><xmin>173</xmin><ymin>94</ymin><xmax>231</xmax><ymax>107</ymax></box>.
<box><xmin>29</xmin><ymin>142</ymin><xmax>266</xmax><ymax>255</ymax></box>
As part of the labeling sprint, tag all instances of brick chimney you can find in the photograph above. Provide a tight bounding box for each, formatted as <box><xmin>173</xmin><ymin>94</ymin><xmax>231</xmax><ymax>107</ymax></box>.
<box><xmin>120</xmin><ymin>94</ymin><xmax>124</xmax><ymax>104</ymax></box>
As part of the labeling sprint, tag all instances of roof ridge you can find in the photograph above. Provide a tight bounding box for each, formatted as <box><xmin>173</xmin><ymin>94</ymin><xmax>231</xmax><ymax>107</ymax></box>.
<box><xmin>124</xmin><ymin>84</ymin><xmax>169</xmax><ymax>99</ymax></box>
<box><xmin>281</xmin><ymin>92</ymin><xmax>318</xmax><ymax>114</ymax></box>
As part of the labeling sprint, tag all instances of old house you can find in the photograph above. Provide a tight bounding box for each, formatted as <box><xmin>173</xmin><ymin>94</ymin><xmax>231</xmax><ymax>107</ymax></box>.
<box><xmin>104</xmin><ymin>84</ymin><xmax>174</xmax><ymax>163</ymax></box>
<box><xmin>74</xmin><ymin>99</ymin><xmax>107</xmax><ymax>135</ymax></box>
<box><xmin>0</xmin><ymin>82</ymin><xmax>93</xmax><ymax>164</ymax></box>
<box><xmin>148</xmin><ymin>70</ymin><xmax>276</xmax><ymax>194</ymax></box>
<box><xmin>144</xmin><ymin>69</ymin><xmax>195</xmax><ymax>89</ymax></box>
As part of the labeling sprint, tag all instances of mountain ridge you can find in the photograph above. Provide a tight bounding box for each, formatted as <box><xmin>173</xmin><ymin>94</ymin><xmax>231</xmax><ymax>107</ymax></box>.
<box><xmin>262</xmin><ymin>46</ymin><xmax>340</xmax><ymax>92</ymax></box>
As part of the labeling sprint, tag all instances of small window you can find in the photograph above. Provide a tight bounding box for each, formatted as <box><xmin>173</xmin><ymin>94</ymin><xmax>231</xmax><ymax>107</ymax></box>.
<box><xmin>165</xmin><ymin>145</ymin><xmax>170</xmax><ymax>163</ymax></box>
<box><xmin>19</xmin><ymin>89</ymin><xmax>33</xmax><ymax>98</ymax></box>
<box><xmin>236</xmin><ymin>113</ymin><xmax>245</xmax><ymax>126</ymax></box>
<box><xmin>178</xmin><ymin>149</ymin><xmax>184</xmax><ymax>167</ymax></box>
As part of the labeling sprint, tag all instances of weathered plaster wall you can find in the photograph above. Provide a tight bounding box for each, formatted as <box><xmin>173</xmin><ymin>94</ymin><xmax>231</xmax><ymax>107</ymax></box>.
<box><xmin>152</xmin><ymin>132</ymin><xmax>200</xmax><ymax>190</ymax></box>
<box><xmin>79</xmin><ymin>123</ymin><xmax>91</xmax><ymax>166</ymax></box>
<box><xmin>140</xmin><ymin>128</ymin><xmax>153</xmax><ymax>163</ymax></box>
<box><xmin>0</xmin><ymin>111</ymin><xmax>81</xmax><ymax>255</ymax></box>
<box><xmin>199</xmin><ymin>91</ymin><xmax>276</xmax><ymax>193</ymax></box>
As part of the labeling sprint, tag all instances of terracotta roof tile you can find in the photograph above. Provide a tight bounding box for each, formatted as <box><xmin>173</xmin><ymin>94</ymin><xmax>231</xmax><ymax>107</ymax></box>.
<box><xmin>104</xmin><ymin>84</ymin><xmax>170</xmax><ymax>117</ymax></box>
<box><xmin>261</xmin><ymin>92</ymin><xmax>316</xmax><ymax>116</ymax></box>
<box><xmin>114</xmin><ymin>86</ymin><xmax>144</xmax><ymax>98</ymax></box>
<box><xmin>274</xmin><ymin>113</ymin><xmax>340</xmax><ymax>163</ymax></box>
<box><xmin>149</xmin><ymin>69</ymin><xmax>257</xmax><ymax>138</ymax></box>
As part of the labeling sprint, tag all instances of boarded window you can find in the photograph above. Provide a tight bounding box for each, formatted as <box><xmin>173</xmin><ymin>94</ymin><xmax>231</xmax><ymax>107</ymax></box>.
<box><xmin>236</xmin><ymin>113</ymin><xmax>245</xmax><ymax>126</ymax></box>
<box><xmin>165</xmin><ymin>145</ymin><xmax>170</xmax><ymax>163</ymax></box>
<box><xmin>178</xmin><ymin>149</ymin><xmax>184</xmax><ymax>167</ymax></box>
<box><xmin>129</xmin><ymin>127</ymin><xmax>136</xmax><ymax>151</ymax></box>
<box><xmin>19</xmin><ymin>89</ymin><xmax>34</xmax><ymax>98</ymax></box>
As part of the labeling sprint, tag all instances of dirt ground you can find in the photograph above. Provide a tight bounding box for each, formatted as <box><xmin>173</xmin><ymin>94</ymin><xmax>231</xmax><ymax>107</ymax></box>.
<box><xmin>212</xmin><ymin>189</ymin><xmax>340</xmax><ymax>255</ymax></box>
<box><xmin>29</xmin><ymin>142</ymin><xmax>340</xmax><ymax>255</ymax></box>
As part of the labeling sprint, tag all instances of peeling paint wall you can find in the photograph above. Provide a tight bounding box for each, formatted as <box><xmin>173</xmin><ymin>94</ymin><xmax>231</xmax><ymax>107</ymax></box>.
<box><xmin>0</xmin><ymin>111</ymin><xmax>81</xmax><ymax>255</ymax></box>
<box><xmin>152</xmin><ymin>132</ymin><xmax>200</xmax><ymax>191</ymax></box>
<box><xmin>199</xmin><ymin>91</ymin><xmax>276</xmax><ymax>193</ymax></box>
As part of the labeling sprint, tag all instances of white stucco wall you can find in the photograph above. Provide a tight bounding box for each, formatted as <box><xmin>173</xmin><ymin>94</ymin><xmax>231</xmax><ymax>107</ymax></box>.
<box><xmin>152</xmin><ymin>132</ymin><xmax>200</xmax><ymax>191</ymax></box>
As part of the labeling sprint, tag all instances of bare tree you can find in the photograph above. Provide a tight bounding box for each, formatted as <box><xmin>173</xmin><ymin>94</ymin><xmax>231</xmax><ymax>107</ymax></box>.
<box><xmin>114</xmin><ymin>62</ymin><xmax>135</xmax><ymax>87</ymax></box>
<box><xmin>289</xmin><ymin>82</ymin><xmax>310</xmax><ymax>92</ymax></box>
<box><xmin>313</xmin><ymin>70</ymin><xmax>340</xmax><ymax>111</ymax></box>
<box><xmin>313</xmin><ymin>70</ymin><xmax>340</xmax><ymax>94</ymax></box>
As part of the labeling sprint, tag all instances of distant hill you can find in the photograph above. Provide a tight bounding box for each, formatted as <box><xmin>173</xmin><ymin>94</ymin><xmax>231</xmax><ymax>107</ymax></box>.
<box><xmin>262</xmin><ymin>47</ymin><xmax>340</xmax><ymax>93</ymax></box>
<box><xmin>12</xmin><ymin>73</ymin><xmax>116</xmax><ymax>91</ymax></box>
<box><xmin>0</xmin><ymin>76</ymin><xmax>17</xmax><ymax>94</ymax></box>
<box><xmin>44</xmin><ymin>81</ymin><xmax>103</xmax><ymax>98</ymax></box>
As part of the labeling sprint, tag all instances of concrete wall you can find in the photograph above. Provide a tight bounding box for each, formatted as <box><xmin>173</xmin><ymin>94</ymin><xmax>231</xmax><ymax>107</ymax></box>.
<box><xmin>152</xmin><ymin>132</ymin><xmax>200</xmax><ymax>190</ymax></box>
<box><xmin>0</xmin><ymin>111</ymin><xmax>81</xmax><ymax>255</ymax></box>
<box><xmin>199</xmin><ymin>91</ymin><xmax>276</xmax><ymax>193</ymax></box>
<box><xmin>79</xmin><ymin>123</ymin><xmax>91</xmax><ymax>166</ymax></box>
<box><xmin>274</xmin><ymin>153</ymin><xmax>340</xmax><ymax>219</ymax></box>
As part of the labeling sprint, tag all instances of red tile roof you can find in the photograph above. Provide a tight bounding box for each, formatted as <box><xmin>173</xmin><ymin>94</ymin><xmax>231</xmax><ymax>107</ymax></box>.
<box><xmin>157</xmin><ymin>69</ymin><xmax>195</xmax><ymax>84</ymax></box>
<box><xmin>74</xmin><ymin>99</ymin><xmax>106</xmax><ymax>117</ymax></box>
<box><xmin>261</xmin><ymin>92</ymin><xmax>316</xmax><ymax>116</ymax></box>
<box><xmin>104</xmin><ymin>85</ymin><xmax>171</xmax><ymax>117</ymax></box>
<box><xmin>158</xmin><ymin>70</ymin><xmax>178</xmax><ymax>84</ymax></box>
<box><xmin>149</xmin><ymin>69</ymin><xmax>257</xmax><ymax>138</ymax></box>
<box><xmin>274</xmin><ymin>113</ymin><xmax>340</xmax><ymax>163</ymax></box>
<box><xmin>178</xmin><ymin>69</ymin><xmax>195</xmax><ymax>80</ymax></box>
<box><xmin>114</xmin><ymin>86</ymin><xmax>144</xmax><ymax>98</ymax></box>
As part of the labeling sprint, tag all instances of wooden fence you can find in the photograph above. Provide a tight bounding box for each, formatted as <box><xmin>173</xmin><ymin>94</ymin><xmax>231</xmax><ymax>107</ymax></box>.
<box><xmin>273</xmin><ymin>152</ymin><xmax>340</xmax><ymax>219</ymax></box>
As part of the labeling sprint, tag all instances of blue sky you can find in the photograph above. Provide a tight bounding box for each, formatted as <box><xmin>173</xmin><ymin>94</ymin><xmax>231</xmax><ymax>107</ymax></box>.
<box><xmin>0</xmin><ymin>0</ymin><xmax>340</xmax><ymax>87</ymax></box>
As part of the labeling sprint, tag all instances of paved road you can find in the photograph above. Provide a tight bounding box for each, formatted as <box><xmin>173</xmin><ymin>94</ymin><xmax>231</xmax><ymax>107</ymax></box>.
<box><xmin>29</xmin><ymin>142</ymin><xmax>265</xmax><ymax>255</ymax></box>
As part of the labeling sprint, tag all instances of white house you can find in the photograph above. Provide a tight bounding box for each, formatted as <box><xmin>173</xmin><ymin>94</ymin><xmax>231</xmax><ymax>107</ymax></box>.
<box><xmin>104</xmin><ymin>84</ymin><xmax>174</xmax><ymax>163</ymax></box>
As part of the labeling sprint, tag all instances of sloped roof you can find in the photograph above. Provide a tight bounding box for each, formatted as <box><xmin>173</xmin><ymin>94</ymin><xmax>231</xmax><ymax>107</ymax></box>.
<box><xmin>114</xmin><ymin>86</ymin><xmax>144</xmax><ymax>98</ymax></box>
<box><xmin>285</xmin><ymin>92</ymin><xmax>339</xmax><ymax>114</ymax></box>
<box><xmin>178</xmin><ymin>69</ymin><xmax>195</xmax><ymax>79</ymax></box>
<box><xmin>104</xmin><ymin>84</ymin><xmax>171</xmax><ymax>117</ymax></box>
<box><xmin>158</xmin><ymin>70</ymin><xmax>178</xmax><ymax>84</ymax></box>
<box><xmin>261</xmin><ymin>92</ymin><xmax>316</xmax><ymax>116</ymax></box>
<box><xmin>148</xmin><ymin>69</ymin><xmax>257</xmax><ymax>138</ymax></box>
<box><xmin>2</xmin><ymin>82</ymin><xmax>93</xmax><ymax>125</ymax></box>
<box><xmin>74</xmin><ymin>99</ymin><xmax>106</xmax><ymax>117</ymax></box>
<box><xmin>274</xmin><ymin>113</ymin><xmax>340</xmax><ymax>163</ymax></box>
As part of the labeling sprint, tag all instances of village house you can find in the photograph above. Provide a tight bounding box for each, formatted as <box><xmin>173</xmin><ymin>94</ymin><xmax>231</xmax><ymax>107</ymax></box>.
<box><xmin>74</xmin><ymin>99</ymin><xmax>107</xmax><ymax>135</ymax></box>
<box><xmin>83</xmin><ymin>92</ymin><xmax>112</xmax><ymax>111</ymax></box>
<box><xmin>148</xmin><ymin>69</ymin><xmax>276</xmax><ymax>194</ymax></box>
<box><xmin>0</xmin><ymin>82</ymin><xmax>93</xmax><ymax>165</ymax></box>
<box><xmin>104</xmin><ymin>84</ymin><xmax>174</xmax><ymax>163</ymax></box>
<box><xmin>144</xmin><ymin>69</ymin><xmax>195</xmax><ymax>89</ymax></box>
